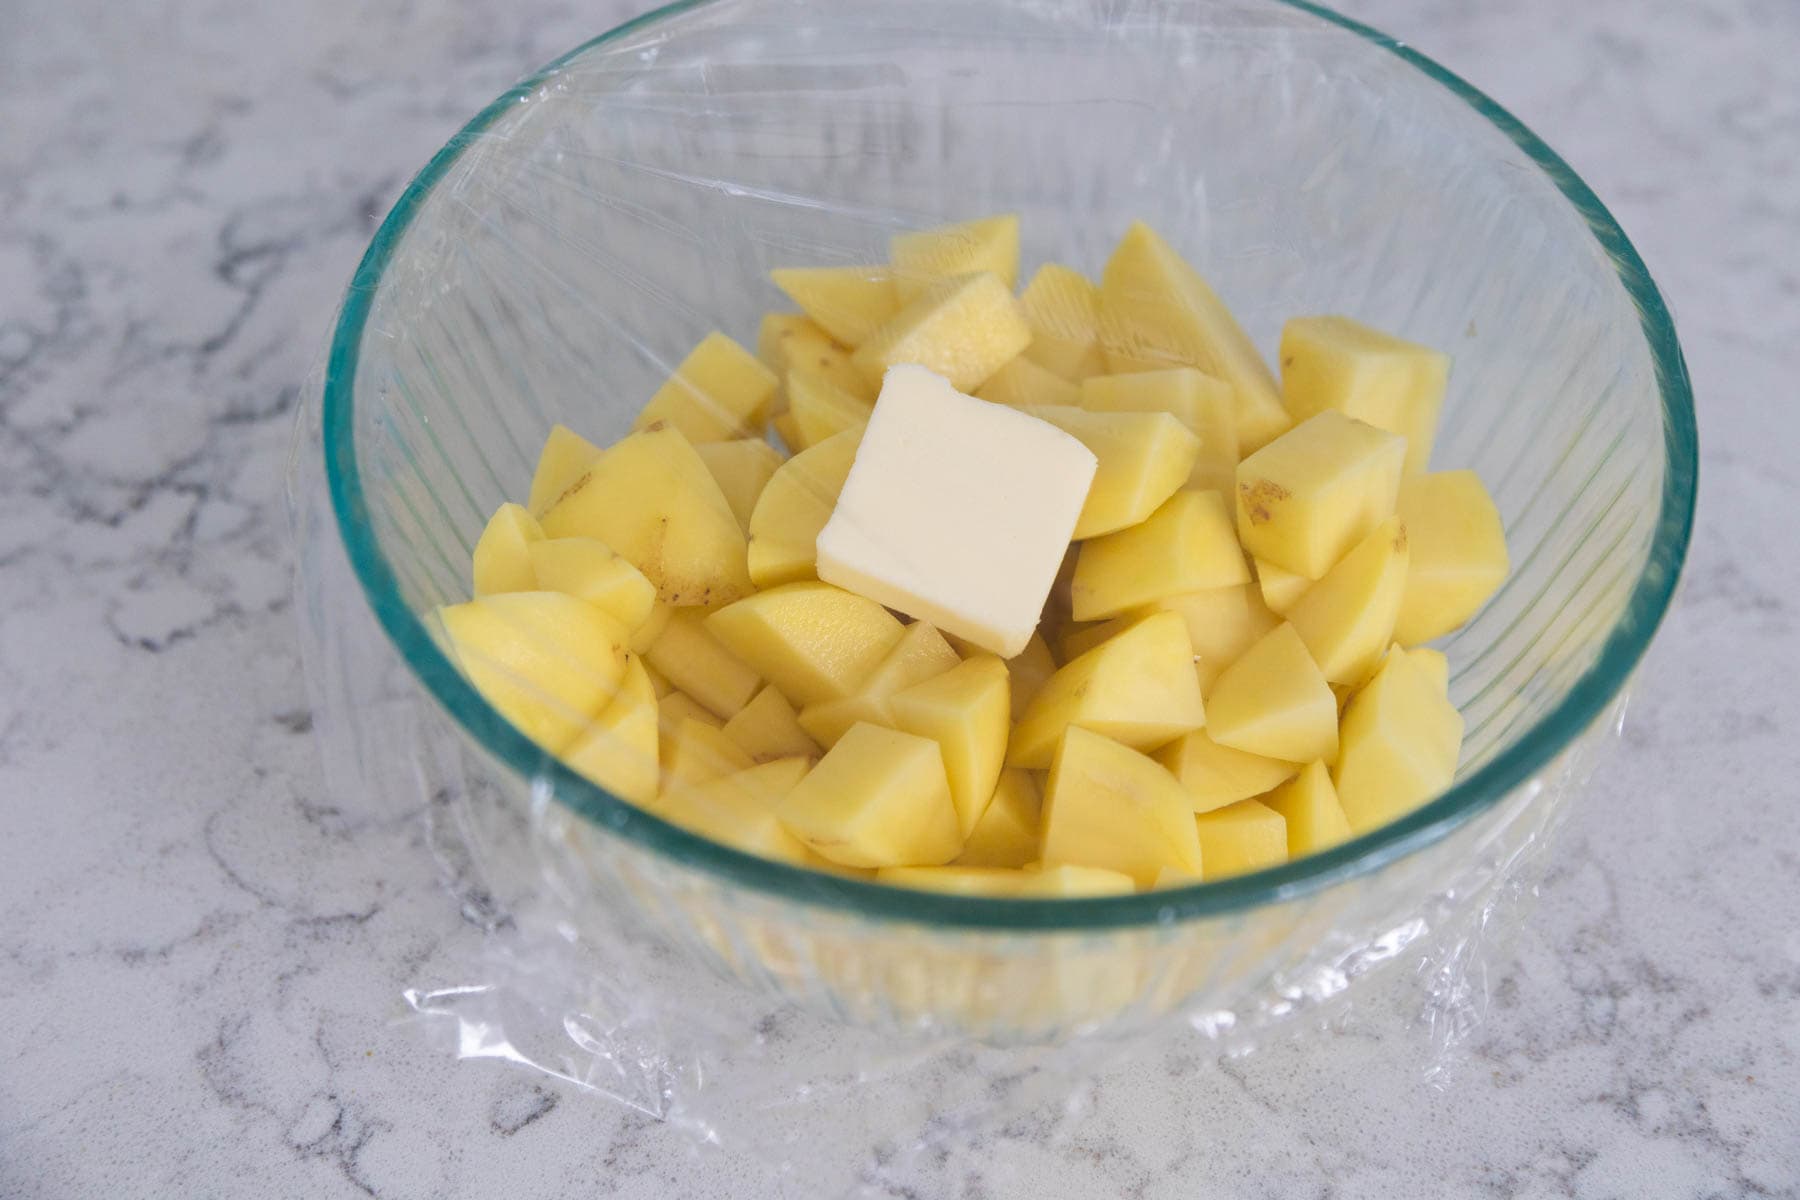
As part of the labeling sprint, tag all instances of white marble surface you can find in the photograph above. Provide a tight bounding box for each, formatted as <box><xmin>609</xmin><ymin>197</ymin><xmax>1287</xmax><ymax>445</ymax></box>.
<box><xmin>3</xmin><ymin>0</ymin><xmax>1797</xmax><ymax>1195</ymax></box>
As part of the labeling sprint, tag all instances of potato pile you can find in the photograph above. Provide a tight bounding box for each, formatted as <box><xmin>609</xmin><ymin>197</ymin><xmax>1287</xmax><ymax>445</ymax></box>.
<box><xmin>434</xmin><ymin>216</ymin><xmax>1509</xmax><ymax>895</ymax></box>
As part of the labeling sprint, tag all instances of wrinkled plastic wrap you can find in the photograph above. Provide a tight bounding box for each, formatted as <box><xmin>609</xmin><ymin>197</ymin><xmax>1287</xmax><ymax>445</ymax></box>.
<box><xmin>286</xmin><ymin>0</ymin><xmax>1685</xmax><ymax>1185</ymax></box>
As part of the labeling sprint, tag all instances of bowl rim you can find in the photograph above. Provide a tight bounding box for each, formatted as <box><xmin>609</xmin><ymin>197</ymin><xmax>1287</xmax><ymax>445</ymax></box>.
<box><xmin>320</xmin><ymin>0</ymin><xmax>1697</xmax><ymax>932</ymax></box>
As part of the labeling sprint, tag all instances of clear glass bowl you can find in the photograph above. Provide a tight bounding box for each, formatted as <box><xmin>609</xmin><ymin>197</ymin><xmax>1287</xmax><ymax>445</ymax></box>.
<box><xmin>302</xmin><ymin>0</ymin><xmax>1695</xmax><ymax>1041</ymax></box>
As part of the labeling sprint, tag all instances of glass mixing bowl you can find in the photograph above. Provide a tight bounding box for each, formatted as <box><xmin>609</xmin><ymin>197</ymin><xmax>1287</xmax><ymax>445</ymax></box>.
<box><xmin>305</xmin><ymin>0</ymin><xmax>1695</xmax><ymax>1041</ymax></box>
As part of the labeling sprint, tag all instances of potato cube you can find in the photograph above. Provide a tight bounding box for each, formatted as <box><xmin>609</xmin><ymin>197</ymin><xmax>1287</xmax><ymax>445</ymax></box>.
<box><xmin>1235</xmin><ymin>411</ymin><xmax>1405</xmax><ymax>577</ymax></box>
<box><xmin>628</xmin><ymin>600</ymin><xmax>673</xmax><ymax>656</ymax></box>
<box><xmin>1393</xmin><ymin>470</ymin><xmax>1509</xmax><ymax>645</ymax></box>
<box><xmin>1253</xmin><ymin>556</ymin><xmax>1314</xmax><ymax>615</ymax></box>
<box><xmin>643</xmin><ymin>608</ymin><xmax>762</xmax><ymax>719</ymax></box>
<box><xmin>1261</xmin><ymin>761</ymin><xmax>1352</xmax><ymax>857</ymax></box>
<box><xmin>778</xmin><ymin>723</ymin><xmax>961</xmax><ymax>867</ymax></box>
<box><xmin>1333</xmin><ymin>647</ymin><xmax>1464</xmax><ymax>832</ymax></box>
<box><xmin>770</xmin><ymin>265</ymin><xmax>900</xmax><ymax>348</ymax></box>
<box><xmin>1279</xmin><ymin>315</ymin><xmax>1449</xmax><ymax>474</ymax></box>
<box><xmin>875</xmin><ymin>866</ymin><xmax>1029</xmax><ymax>896</ymax></box>
<box><xmin>657</xmin><ymin>691</ymin><xmax>718</xmax><ymax>763</ymax></box>
<box><xmin>1288</xmin><ymin>515</ymin><xmax>1409</xmax><ymax>684</ymax></box>
<box><xmin>1097</xmin><ymin>221</ymin><xmax>1291</xmax><ymax>452</ymax></box>
<box><xmin>786</xmin><ymin>369</ymin><xmax>874</xmax><ymax>449</ymax></box>
<box><xmin>1019</xmin><ymin>263</ymin><xmax>1106</xmax><ymax>380</ymax></box>
<box><xmin>1008</xmin><ymin>611</ymin><xmax>1206</xmax><ymax>768</ymax></box>
<box><xmin>527</xmin><ymin>537</ymin><xmax>656</xmax><ymax>634</ymax></box>
<box><xmin>954</xmin><ymin>769</ymin><xmax>1042</xmax><ymax>868</ymax></box>
<box><xmin>661</xmin><ymin>758</ymin><xmax>814</xmax><ymax>864</ymax></box>
<box><xmin>472</xmin><ymin>502</ymin><xmax>543</xmax><ymax>596</ymax></box>
<box><xmin>706</xmin><ymin>582</ymin><xmax>905</xmax><ymax>705</ymax></box>
<box><xmin>797</xmin><ymin>620</ymin><xmax>959</xmax><ymax>747</ymax></box>
<box><xmin>1056</xmin><ymin>616</ymin><xmax>1131</xmax><ymax>664</ymax></box>
<box><xmin>663</xmin><ymin>716</ymin><xmax>755</xmax><ymax>794</ymax></box>
<box><xmin>1191</xmin><ymin>800</ymin><xmax>1288</xmax><ymax>879</ymax></box>
<box><xmin>852</xmin><ymin>272</ymin><xmax>1031</xmax><ymax>392</ymax></box>
<box><xmin>1071</xmin><ymin>490</ymin><xmax>1250</xmax><ymax>620</ymax></box>
<box><xmin>563</xmin><ymin>655</ymin><xmax>660</xmax><ymax>806</ymax></box>
<box><xmin>1409</xmin><ymin>646</ymin><xmax>1451</xmax><ymax>694</ymax></box>
<box><xmin>540</xmin><ymin>424</ymin><xmax>753</xmax><ymax>606</ymax></box>
<box><xmin>634</xmin><ymin>332</ymin><xmax>779</xmax><ymax>443</ymax></box>
<box><xmin>756</xmin><ymin>313</ymin><xmax>873</xmax><ymax>401</ymax></box>
<box><xmin>695</xmin><ymin>438</ymin><xmax>785</xmax><ymax>533</ymax></box>
<box><xmin>975</xmin><ymin>354</ymin><xmax>1082</xmax><ymax>408</ymax></box>
<box><xmin>1018</xmin><ymin>864</ymin><xmax>1137</xmax><ymax>897</ymax></box>
<box><xmin>1040</xmin><ymin>726</ymin><xmax>1204</xmax><ymax>887</ymax></box>
<box><xmin>1079</xmin><ymin>368</ymin><xmax>1238</xmax><ymax>496</ymax></box>
<box><xmin>1154</xmin><ymin>729</ymin><xmax>1299</xmax><ymax>813</ymax></box>
<box><xmin>1132</xmin><ymin>584</ymin><xmax>1278</xmax><ymax>692</ymax></box>
<box><xmin>1204</xmin><ymin>622</ymin><xmax>1337</xmax><ymax>763</ymax></box>
<box><xmin>527</xmin><ymin>424</ymin><xmax>603</xmax><ymax>517</ymax></box>
<box><xmin>721</xmin><ymin>685</ymin><xmax>820</xmax><ymax>763</ymax></box>
<box><xmin>746</xmin><ymin>425</ymin><xmax>863</xmax><ymax>588</ymax></box>
<box><xmin>889</xmin><ymin>214</ymin><xmax>1020</xmax><ymax>302</ymax></box>
<box><xmin>890</xmin><ymin>655</ymin><xmax>1011</xmax><ymax>837</ymax></box>
<box><xmin>1002</xmin><ymin>632</ymin><xmax>1057</xmax><ymax>722</ymax></box>
<box><xmin>1016</xmin><ymin>406</ymin><xmax>1201</xmax><ymax>538</ymax></box>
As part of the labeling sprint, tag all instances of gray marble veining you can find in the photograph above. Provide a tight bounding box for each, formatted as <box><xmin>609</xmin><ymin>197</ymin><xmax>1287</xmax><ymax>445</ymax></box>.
<box><xmin>2</xmin><ymin>0</ymin><xmax>1796</xmax><ymax>1196</ymax></box>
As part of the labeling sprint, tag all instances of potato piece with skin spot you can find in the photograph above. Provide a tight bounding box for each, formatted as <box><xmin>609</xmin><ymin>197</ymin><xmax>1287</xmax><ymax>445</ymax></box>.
<box><xmin>721</xmin><ymin>685</ymin><xmax>820</xmax><ymax>763</ymax></box>
<box><xmin>1235</xmin><ymin>411</ymin><xmax>1406</xmax><ymax>578</ymax></box>
<box><xmin>1279</xmin><ymin>315</ymin><xmax>1449</xmax><ymax>475</ymax></box>
<box><xmin>707</xmin><ymin>582</ymin><xmax>907</xmax><ymax>706</ymax></box>
<box><xmin>797</xmin><ymin>621</ymin><xmax>959</xmax><ymax>747</ymax></box>
<box><xmin>1079</xmin><ymin>368</ymin><xmax>1238</xmax><ymax>495</ymax></box>
<box><xmin>563</xmin><ymin>655</ymin><xmax>659</xmax><ymax>806</ymax></box>
<box><xmin>889</xmin><ymin>214</ymin><xmax>1020</xmax><ymax>302</ymax></box>
<box><xmin>643</xmin><ymin>608</ymin><xmax>761</xmax><ymax>720</ymax></box>
<box><xmin>1016</xmin><ymin>406</ymin><xmax>1201</xmax><ymax>538</ymax></box>
<box><xmin>661</xmin><ymin>758</ymin><xmax>814</xmax><ymax>865</ymax></box>
<box><xmin>747</xmin><ymin>425</ymin><xmax>863</xmax><ymax>588</ymax></box>
<box><xmin>1192</xmin><ymin>800</ymin><xmax>1288</xmax><ymax>879</ymax></box>
<box><xmin>527</xmin><ymin>538</ymin><xmax>656</xmax><ymax>634</ymax></box>
<box><xmin>1253</xmin><ymin>556</ymin><xmax>1315</xmax><ymax>615</ymax></box>
<box><xmin>1040</xmin><ymin>726</ymin><xmax>1204</xmax><ymax>887</ymax></box>
<box><xmin>663</xmin><ymin>717</ymin><xmax>755</xmax><ymax>795</ymax></box>
<box><xmin>1262</xmin><ymin>761</ymin><xmax>1352</xmax><ymax>858</ymax></box>
<box><xmin>1205</xmin><ymin>622</ymin><xmax>1338</xmax><ymax>763</ymax></box>
<box><xmin>1132</xmin><ymin>584</ymin><xmax>1279</xmax><ymax>690</ymax></box>
<box><xmin>1394</xmin><ymin>470</ymin><xmax>1509</xmax><ymax>645</ymax></box>
<box><xmin>1155</xmin><ymin>729</ymin><xmax>1300</xmax><ymax>813</ymax></box>
<box><xmin>528</xmin><ymin>425</ymin><xmax>605</xmax><ymax>517</ymax></box>
<box><xmin>1097</xmin><ymin>221</ymin><xmax>1291</xmax><ymax>453</ymax></box>
<box><xmin>634</xmin><ymin>332</ymin><xmax>779</xmax><ymax>443</ymax></box>
<box><xmin>770</xmin><ymin>265</ymin><xmax>899</xmax><ymax>348</ymax></box>
<box><xmin>954</xmin><ymin>769</ymin><xmax>1041</xmax><ymax>868</ymax></box>
<box><xmin>1287</xmin><ymin>515</ymin><xmax>1410</xmax><ymax>684</ymax></box>
<box><xmin>786</xmin><ymin>369</ymin><xmax>873</xmax><ymax>448</ymax></box>
<box><xmin>975</xmin><ymin>354</ymin><xmax>1082</xmax><ymax>408</ymax></box>
<box><xmin>696</xmin><ymin>439</ymin><xmax>784</xmax><ymax>534</ymax></box>
<box><xmin>756</xmin><ymin>313</ymin><xmax>873</xmax><ymax>401</ymax></box>
<box><xmin>778</xmin><ymin>723</ymin><xmax>961</xmax><ymax>868</ymax></box>
<box><xmin>1071</xmin><ymin>490</ymin><xmax>1250</xmax><ymax>621</ymax></box>
<box><xmin>472</xmin><ymin>503</ymin><xmax>543</xmax><ymax>596</ymax></box>
<box><xmin>852</xmin><ymin>272</ymin><xmax>1031</xmax><ymax>393</ymax></box>
<box><xmin>541</xmin><ymin>424</ymin><xmax>753</xmax><ymax>607</ymax></box>
<box><xmin>875</xmin><ymin>865</ymin><xmax>1029</xmax><ymax>896</ymax></box>
<box><xmin>1019</xmin><ymin>263</ymin><xmax>1106</xmax><ymax>381</ymax></box>
<box><xmin>890</xmin><ymin>655</ymin><xmax>1011</xmax><ymax>838</ymax></box>
<box><xmin>436</xmin><ymin>592</ymin><xmax>630</xmax><ymax>754</ymax></box>
<box><xmin>1333</xmin><ymin>646</ymin><xmax>1464</xmax><ymax>833</ymax></box>
<box><xmin>1008</xmin><ymin>611</ymin><xmax>1207</xmax><ymax>769</ymax></box>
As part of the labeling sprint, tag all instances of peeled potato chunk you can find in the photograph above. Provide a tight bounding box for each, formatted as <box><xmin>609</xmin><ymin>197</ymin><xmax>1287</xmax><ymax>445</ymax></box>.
<box><xmin>1071</xmin><ymin>489</ymin><xmax>1250</xmax><ymax>620</ymax></box>
<box><xmin>890</xmin><ymin>654</ymin><xmax>1011</xmax><ymax>838</ymax></box>
<box><xmin>1204</xmin><ymin>622</ymin><xmax>1338</xmax><ymax>764</ymax></box>
<box><xmin>770</xmin><ymin>265</ymin><xmax>899</xmax><ymax>348</ymax></box>
<box><xmin>1333</xmin><ymin>646</ymin><xmax>1464</xmax><ymax>833</ymax></box>
<box><xmin>797</xmin><ymin>620</ymin><xmax>959</xmax><ymax>747</ymax></box>
<box><xmin>707</xmin><ymin>582</ymin><xmax>905</xmax><ymax>706</ymax></box>
<box><xmin>472</xmin><ymin>502</ymin><xmax>543</xmax><ymax>596</ymax></box>
<box><xmin>1287</xmin><ymin>514</ymin><xmax>1410</xmax><ymax>685</ymax></box>
<box><xmin>889</xmin><ymin>214</ymin><xmax>1020</xmax><ymax>301</ymax></box>
<box><xmin>746</xmin><ymin>425</ymin><xmax>863</xmax><ymax>588</ymax></box>
<box><xmin>562</xmin><ymin>654</ymin><xmax>660</xmax><ymax>806</ymax></box>
<box><xmin>1040</xmin><ymin>726</ymin><xmax>1205</xmax><ymax>887</ymax></box>
<box><xmin>954</xmin><ymin>769</ymin><xmax>1042</xmax><ymax>868</ymax></box>
<box><xmin>1132</xmin><ymin>583</ymin><xmax>1278</xmax><ymax>694</ymax></box>
<box><xmin>756</xmin><ymin>313</ymin><xmax>873</xmax><ymax>401</ymax></box>
<box><xmin>1235</xmin><ymin>411</ymin><xmax>1406</xmax><ymax>578</ymax></box>
<box><xmin>1019</xmin><ymin>262</ymin><xmax>1106</xmax><ymax>380</ymax></box>
<box><xmin>1016</xmin><ymin>406</ymin><xmax>1201</xmax><ymax>538</ymax></box>
<box><xmin>1393</xmin><ymin>470</ymin><xmax>1509</xmax><ymax>645</ymax></box>
<box><xmin>721</xmin><ymin>684</ymin><xmax>820</xmax><ymax>763</ymax></box>
<box><xmin>696</xmin><ymin>438</ymin><xmax>785</xmax><ymax>534</ymax></box>
<box><xmin>785</xmin><ymin>369</ymin><xmax>873</xmax><ymax>450</ymax></box>
<box><xmin>975</xmin><ymin>353</ymin><xmax>1082</xmax><ymax>408</ymax></box>
<box><xmin>1191</xmin><ymin>799</ymin><xmax>1288</xmax><ymax>879</ymax></box>
<box><xmin>1279</xmin><ymin>315</ymin><xmax>1449</xmax><ymax>475</ymax></box>
<box><xmin>661</xmin><ymin>757</ymin><xmax>814</xmax><ymax>864</ymax></box>
<box><xmin>643</xmin><ymin>608</ymin><xmax>762</xmax><ymax>720</ymax></box>
<box><xmin>852</xmin><ymin>272</ymin><xmax>1031</xmax><ymax>394</ymax></box>
<box><xmin>527</xmin><ymin>537</ymin><xmax>657</xmax><ymax>635</ymax></box>
<box><xmin>1080</xmin><ymin>367</ymin><xmax>1238</xmax><ymax>496</ymax></box>
<box><xmin>778</xmin><ymin>723</ymin><xmax>961</xmax><ymax>868</ymax></box>
<box><xmin>634</xmin><ymin>331</ymin><xmax>779</xmax><ymax>443</ymax></box>
<box><xmin>527</xmin><ymin>425</ymin><xmax>604</xmax><ymax>518</ymax></box>
<box><xmin>1261</xmin><ymin>760</ymin><xmax>1353</xmax><ymax>858</ymax></box>
<box><xmin>1155</xmin><ymin>728</ymin><xmax>1299</xmax><ymax>813</ymax></box>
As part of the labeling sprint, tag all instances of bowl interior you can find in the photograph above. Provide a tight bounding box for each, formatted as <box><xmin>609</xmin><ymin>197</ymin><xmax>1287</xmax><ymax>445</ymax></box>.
<box><xmin>325</xmin><ymin>0</ymin><xmax>1692</xmax><ymax>927</ymax></box>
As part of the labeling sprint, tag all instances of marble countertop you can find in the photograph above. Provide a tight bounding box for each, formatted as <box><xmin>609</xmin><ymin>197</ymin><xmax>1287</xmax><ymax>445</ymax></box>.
<box><xmin>3</xmin><ymin>0</ymin><xmax>1796</xmax><ymax>1195</ymax></box>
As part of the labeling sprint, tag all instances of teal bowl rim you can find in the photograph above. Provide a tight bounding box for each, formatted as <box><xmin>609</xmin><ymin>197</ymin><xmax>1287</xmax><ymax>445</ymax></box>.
<box><xmin>321</xmin><ymin>0</ymin><xmax>1697</xmax><ymax>932</ymax></box>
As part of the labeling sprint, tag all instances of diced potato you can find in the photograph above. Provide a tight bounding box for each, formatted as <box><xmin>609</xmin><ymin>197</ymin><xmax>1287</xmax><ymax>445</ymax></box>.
<box><xmin>1015</xmin><ymin>406</ymin><xmax>1201</xmax><ymax>538</ymax></box>
<box><xmin>1003</xmin><ymin>632</ymin><xmax>1057</xmax><ymax>722</ymax></box>
<box><xmin>540</xmin><ymin>424</ymin><xmax>753</xmax><ymax>606</ymax></box>
<box><xmin>1333</xmin><ymin>647</ymin><xmax>1464</xmax><ymax>833</ymax></box>
<box><xmin>707</xmin><ymin>582</ymin><xmax>906</xmax><ymax>705</ymax></box>
<box><xmin>643</xmin><ymin>608</ymin><xmax>762</xmax><ymax>719</ymax></box>
<box><xmin>769</xmin><ymin>265</ymin><xmax>900</xmax><ymax>347</ymax></box>
<box><xmin>527</xmin><ymin>425</ymin><xmax>604</xmax><ymax>517</ymax></box>
<box><xmin>657</xmin><ymin>690</ymin><xmax>719</xmax><ymax>763</ymax></box>
<box><xmin>1261</xmin><ymin>761</ymin><xmax>1352</xmax><ymax>857</ymax></box>
<box><xmin>1191</xmin><ymin>800</ymin><xmax>1288</xmax><ymax>879</ymax></box>
<box><xmin>661</xmin><ymin>758</ymin><xmax>814</xmax><ymax>865</ymax></box>
<box><xmin>777</xmin><ymin>723</ymin><xmax>961</xmax><ymax>867</ymax></box>
<box><xmin>436</xmin><ymin>592</ymin><xmax>630</xmax><ymax>753</ymax></box>
<box><xmin>874</xmin><ymin>865</ymin><xmax>1029</xmax><ymax>896</ymax></box>
<box><xmin>696</xmin><ymin>438</ymin><xmax>785</xmax><ymax>533</ymax></box>
<box><xmin>642</xmin><ymin>661</ymin><xmax>672</xmax><ymax>698</ymax></box>
<box><xmin>472</xmin><ymin>502</ymin><xmax>543</xmax><ymax>596</ymax></box>
<box><xmin>746</xmin><ymin>425</ymin><xmax>863</xmax><ymax>588</ymax></box>
<box><xmin>797</xmin><ymin>620</ymin><xmax>959</xmax><ymax>747</ymax></box>
<box><xmin>954</xmin><ymin>769</ymin><xmax>1041</xmax><ymax>868</ymax></box>
<box><xmin>1097</xmin><ymin>221</ymin><xmax>1291</xmax><ymax>452</ymax></box>
<box><xmin>663</xmin><ymin>716</ymin><xmax>756</xmax><ymax>794</ymax></box>
<box><xmin>1009</xmin><ymin>611</ymin><xmax>1207</xmax><ymax>768</ymax></box>
<box><xmin>756</xmin><ymin>313</ymin><xmax>873</xmax><ymax>401</ymax></box>
<box><xmin>852</xmin><ymin>272</ymin><xmax>1031</xmax><ymax>392</ymax></box>
<box><xmin>1204</xmin><ymin>622</ymin><xmax>1337</xmax><ymax>763</ymax></box>
<box><xmin>890</xmin><ymin>655</ymin><xmax>1011</xmax><ymax>837</ymax></box>
<box><xmin>1019</xmin><ymin>263</ymin><xmax>1106</xmax><ymax>380</ymax></box>
<box><xmin>1409</xmin><ymin>646</ymin><xmax>1451</xmax><ymax>694</ymax></box>
<box><xmin>1253</xmin><ymin>557</ymin><xmax>1314</xmax><ymax>615</ymax></box>
<box><xmin>1279</xmin><ymin>315</ymin><xmax>1449</xmax><ymax>474</ymax></box>
<box><xmin>786</xmin><ymin>369</ymin><xmax>873</xmax><ymax>448</ymax></box>
<box><xmin>1056</xmin><ymin>616</ymin><xmax>1131</xmax><ymax>664</ymax></box>
<box><xmin>1154</xmin><ymin>729</ymin><xmax>1299</xmax><ymax>813</ymax></box>
<box><xmin>770</xmin><ymin>410</ymin><xmax>808</xmax><ymax>454</ymax></box>
<box><xmin>527</xmin><ymin>537</ymin><xmax>657</xmax><ymax>634</ymax></box>
<box><xmin>1079</xmin><ymin>368</ymin><xmax>1238</xmax><ymax>496</ymax></box>
<box><xmin>721</xmin><ymin>684</ymin><xmax>820</xmax><ymax>763</ymax></box>
<box><xmin>975</xmin><ymin>354</ymin><xmax>1082</xmax><ymax>408</ymax></box>
<box><xmin>1018</xmin><ymin>863</ymin><xmax>1137</xmax><ymax>897</ymax></box>
<box><xmin>1132</xmin><ymin>584</ymin><xmax>1278</xmax><ymax>693</ymax></box>
<box><xmin>1039</xmin><ymin>726</ymin><xmax>1204</xmax><ymax>886</ymax></box>
<box><xmin>1393</xmin><ymin>470</ymin><xmax>1509</xmax><ymax>645</ymax></box>
<box><xmin>629</xmin><ymin>600</ymin><xmax>673</xmax><ymax>656</ymax></box>
<box><xmin>1071</xmin><ymin>490</ymin><xmax>1250</xmax><ymax>620</ymax></box>
<box><xmin>889</xmin><ymin>214</ymin><xmax>1020</xmax><ymax>302</ymax></box>
<box><xmin>634</xmin><ymin>332</ymin><xmax>779</xmax><ymax>443</ymax></box>
<box><xmin>1235</xmin><ymin>411</ymin><xmax>1406</xmax><ymax>577</ymax></box>
<box><xmin>563</xmin><ymin>655</ymin><xmax>659</xmax><ymax>806</ymax></box>
<box><xmin>1287</xmin><ymin>515</ymin><xmax>1409</xmax><ymax>684</ymax></box>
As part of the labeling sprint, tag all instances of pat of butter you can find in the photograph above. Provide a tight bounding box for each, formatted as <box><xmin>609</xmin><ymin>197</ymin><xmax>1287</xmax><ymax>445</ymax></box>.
<box><xmin>816</xmin><ymin>365</ymin><xmax>1097</xmax><ymax>657</ymax></box>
